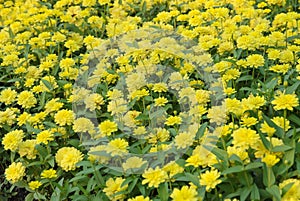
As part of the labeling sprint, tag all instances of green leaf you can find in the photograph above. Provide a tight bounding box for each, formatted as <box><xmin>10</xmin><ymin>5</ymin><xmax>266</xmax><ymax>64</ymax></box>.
<box><xmin>250</xmin><ymin>184</ymin><xmax>260</xmax><ymax>201</ymax></box>
<box><xmin>271</xmin><ymin>145</ymin><xmax>293</xmax><ymax>152</ymax></box>
<box><xmin>262</xmin><ymin>114</ymin><xmax>284</xmax><ymax>138</ymax></box>
<box><xmin>25</xmin><ymin>193</ymin><xmax>34</xmax><ymax>201</ymax></box>
<box><xmin>184</xmin><ymin>173</ymin><xmax>200</xmax><ymax>186</ymax></box>
<box><xmin>285</xmin><ymin>81</ymin><xmax>300</xmax><ymax>94</ymax></box>
<box><xmin>281</xmin><ymin>182</ymin><xmax>295</xmax><ymax>196</ymax></box>
<box><xmin>33</xmin><ymin>192</ymin><xmax>47</xmax><ymax>200</ymax></box>
<box><xmin>158</xmin><ymin>182</ymin><xmax>168</xmax><ymax>201</ymax></box>
<box><xmin>265</xmin><ymin>78</ymin><xmax>278</xmax><ymax>89</ymax></box>
<box><xmin>204</xmin><ymin>146</ymin><xmax>228</xmax><ymax>163</ymax></box>
<box><xmin>288</xmin><ymin>114</ymin><xmax>300</xmax><ymax>126</ymax></box>
<box><xmin>256</xmin><ymin>128</ymin><xmax>271</xmax><ymax>150</ymax></box>
<box><xmin>35</xmin><ymin>144</ymin><xmax>48</xmax><ymax>159</ymax></box>
<box><xmin>41</xmin><ymin>79</ymin><xmax>53</xmax><ymax>90</ymax></box>
<box><xmin>236</xmin><ymin>75</ymin><xmax>253</xmax><ymax>82</ymax></box>
<box><xmin>245</xmin><ymin>162</ymin><xmax>263</xmax><ymax>170</ymax></box>
<box><xmin>263</xmin><ymin>165</ymin><xmax>275</xmax><ymax>187</ymax></box>
<box><xmin>128</xmin><ymin>178</ymin><xmax>138</xmax><ymax>193</ymax></box>
<box><xmin>266</xmin><ymin>185</ymin><xmax>281</xmax><ymax>201</ymax></box>
<box><xmin>195</xmin><ymin>122</ymin><xmax>207</xmax><ymax>140</ymax></box>
<box><xmin>240</xmin><ymin>186</ymin><xmax>252</xmax><ymax>201</ymax></box>
<box><xmin>222</xmin><ymin>165</ymin><xmax>244</xmax><ymax>175</ymax></box>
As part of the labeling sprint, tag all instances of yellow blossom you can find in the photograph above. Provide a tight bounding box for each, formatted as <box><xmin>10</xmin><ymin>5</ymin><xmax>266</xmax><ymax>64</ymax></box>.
<box><xmin>5</xmin><ymin>162</ymin><xmax>26</xmax><ymax>183</ymax></box>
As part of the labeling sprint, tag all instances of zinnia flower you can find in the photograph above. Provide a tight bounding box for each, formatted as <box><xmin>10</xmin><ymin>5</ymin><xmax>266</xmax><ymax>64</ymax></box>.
<box><xmin>142</xmin><ymin>167</ymin><xmax>168</xmax><ymax>188</ymax></box>
<box><xmin>170</xmin><ymin>185</ymin><xmax>198</xmax><ymax>201</ymax></box>
<box><xmin>5</xmin><ymin>162</ymin><xmax>26</xmax><ymax>183</ymax></box>
<box><xmin>199</xmin><ymin>169</ymin><xmax>222</xmax><ymax>191</ymax></box>
<box><xmin>55</xmin><ymin>147</ymin><xmax>83</xmax><ymax>171</ymax></box>
<box><xmin>272</xmin><ymin>92</ymin><xmax>299</xmax><ymax>111</ymax></box>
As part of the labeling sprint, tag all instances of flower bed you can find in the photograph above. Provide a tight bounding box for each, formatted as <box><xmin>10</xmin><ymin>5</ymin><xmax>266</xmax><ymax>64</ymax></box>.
<box><xmin>0</xmin><ymin>0</ymin><xmax>300</xmax><ymax>200</ymax></box>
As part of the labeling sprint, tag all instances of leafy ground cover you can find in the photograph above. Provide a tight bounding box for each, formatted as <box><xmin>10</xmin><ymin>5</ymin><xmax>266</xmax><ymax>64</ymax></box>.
<box><xmin>0</xmin><ymin>0</ymin><xmax>300</xmax><ymax>200</ymax></box>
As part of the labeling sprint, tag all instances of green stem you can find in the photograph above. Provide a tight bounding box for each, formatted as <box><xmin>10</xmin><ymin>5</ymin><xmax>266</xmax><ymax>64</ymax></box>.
<box><xmin>283</xmin><ymin>109</ymin><xmax>287</xmax><ymax>135</ymax></box>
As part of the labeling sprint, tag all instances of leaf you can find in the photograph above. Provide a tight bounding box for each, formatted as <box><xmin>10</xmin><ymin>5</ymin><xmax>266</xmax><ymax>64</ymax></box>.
<box><xmin>271</xmin><ymin>145</ymin><xmax>293</xmax><ymax>152</ymax></box>
<box><xmin>158</xmin><ymin>182</ymin><xmax>169</xmax><ymax>201</ymax></box>
<box><xmin>41</xmin><ymin>79</ymin><xmax>53</xmax><ymax>90</ymax></box>
<box><xmin>184</xmin><ymin>173</ymin><xmax>200</xmax><ymax>186</ymax></box>
<box><xmin>285</xmin><ymin>81</ymin><xmax>300</xmax><ymax>94</ymax></box>
<box><xmin>263</xmin><ymin>165</ymin><xmax>275</xmax><ymax>187</ymax></box>
<box><xmin>281</xmin><ymin>182</ymin><xmax>295</xmax><ymax>196</ymax></box>
<box><xmin>35</xmin><ymin>144</ymin><xmax>48</xmax><ymax>159</ymax></box>
<box><xmin>128</xmin><ymin>178</ymin><xmax>138</xmax><ymax>193</ymax></box>
<box><xmin>265</xmin><ymin>78</ymin><xmax>278</xmax><ymax>89</ymax></box>
<box><xmin>240</xmin><ymin>186</ymin><xmax>252</xmax><ymax>201</ymax></box>
<box><xmin>256</xmin><ymin>128</ymin><xmax>271</xmax><ymax>151</ymax></box>
<box><xmin>250</xmin><ymin>184</ymin><xmax>260</xmax><ymax>201</ymax></box>
<box><xmin>262</xmin><ymin>114</ymin><xmax>284</xmax><ymax>138</ymax></box>
<box><xmin>25</xmin><ymin>193</ymin><xmax>34</xmax><ymax>201</ymax></box>
<box><xmin>288</xmin><ymin>114</ymin><xmax>300</xmax><ymax>126</ymax></box>
<box><xmin>266</xmin><ymin>185</ymin><xmax>281</xmax><ymax>201</ymax></box>
<box><xmin>195</xmin><ymin>122</ymin><xmax>207</xmax><ymax>140</ymax></box>
<box><xmin>236</xmin><ymin>75</ymin><xmax>253</xmax><ymax>82</ymax></box>
<box><xmin>204</xmin><ymin>145</ymin><xmax>228</xmax><ymax>163</ymax></box>
<box><xmin>245</xmin><ymin>162</ymin><xmax>263</xmax><ymax>170</ymax></box>
<box><xmin>222</xmin><ymin>165</ymin><xmax>244</xmax><ymax>175</ymax></box>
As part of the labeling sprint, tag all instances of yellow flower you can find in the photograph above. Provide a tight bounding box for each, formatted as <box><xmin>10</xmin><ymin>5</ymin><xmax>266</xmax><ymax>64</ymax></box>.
<box><xmin>54</xmin><ymin>109</ymin><xmax>75</xmax><ymax>126</ymax></box>
<box><xmin>225</xmin><ymin>98</ymin><xmax>243</xmax><ymax>116</ymax></box>
<box><xmin>207</xmin><ymin>105</ymin><xmax>227</xmax><ymax>125</ymax></box>
<box><xmin>262</xmin><ymin>153</ymin><xmax>280</xmax><ymax>167</ymax></box>
<box><xmin>126</xmin><ymin>73</ymin><xmax>147</xmax><ymax>93</ymax></box>
<box><xmin>17</xmin><ymin>112</ymin><xmax>30</xmax><ymax>126</ymax></box>
<box><xmin>148</xmin><ymin>128</ymin><xmax>170</xmax><ymax>143</ymax></box>
<box><xmin>98</xmin><ymin>120</ymin><xmax>118</xmax><ymax>137</ymax></box>
<box><xmin>130</xmin><ymin>89</ymin><xmax>149</xmax><ymax>100</ymax></box>
<box><xmin>55</xmin><ymin>147</ymin><xmax>83</xmax><ymax>171</ymax></box>
<box><xmin>154</xmin><ymin>97</ymin><xmax>168</xmax><ymax>106</ymax></box>
<box><xmin>45</xmin><ymin>98</ymin><xmax>64</xmax><ymax>113</ymax></box>
<box><xmin>199</xmin><ymin>169</ymin><xmax>222</xmax><ymax>191</ymax></box>
<box><xmin>246</xmin><ymin>54</ymin><xmax>265</xmax><ymax>68</ymax></box>
<box><xmin>107</xmin><ymin>138</ymin><xmax>128</xmax><ymax>156</ymax></box>
<box><xmin>128</xmin><ymin>195</ymin><xmax>151</xmax><ymax>201</ymax></box>
<box><xmin>36</xmin><ymin>130</ymin><xmax>54</xmax><ymax>145</ymax></box>
<box><xmin>84</xmin><ymin>93</ymin><xmax>104</xmax><ymax>111</ymax></box>
<box><xmin>73</xmin><ymin>117</ymin><xmax>94</xmax><ymax>133</ymax></box>
<box><xmin>88</xmin><ymin>145</ymin><xmax>109</xmax><ymax>163</ymax></box>
<box><xmin>174</xmin><ymin>132</ymin><xmax>195</xmax><ymax>149</ymax></box>
<box><xmin>5</xmin><ymin>162</ymin><xmax>26</xmax><ymax>183</ymax></box>
<box><xmin>103</xmin><ymin>177</ymin><xmax>128</xmax><ymax>201</ymax></box>
<box><xmin>163</xmin><ymin>161</ymin><xmax>184</xmax><ymax>178</ymax></box>
<box><xmin>269</xmin><ymin>64</ymin><xmax>290</xmax><ymax>74</ymax></box>
<box><xmin>260</xmin><ymin>122</ymin><xmax>276</xmax><ymax>136</ymax></box>
<box><xmin>165</xmin><ymin>115</ymin><xmax>182</xmax><ymax>126</ymax></box>
<box><xmin>272</xmin><ymin>116</ymin><xmax>290</xmax><ymax>131</ymax></box>
<box><xmin>272</xmin><ymin>92</ymin><xmax>299</xmax><ymax>110</ymax></box>
<box><xmin>122</xmin><ymin>157</ymin><xmax>147</xmax><ymax>172</ymax></box>
<box><xmin>41</xmin><ymin>169</ymin><xmax>57</xmax><ymax>179</ymax></box>
<box><xmin>142</xmin><ymin>167</ymin><xmax>168</xmax><ymax>188</ymax></box>
<box><xmin>28</xmin><ymin>181</ymin><xmax>42</xmax><ymax>190</ymax></box>
<box><xmin>18</xmin><ymin>140</ymin><xmax>37</xmax><ymax>159</ymax></box>
<box><xmin>170</xmin><ymin>185</ymin><xmax>198</xmax><ymax>201</ymax></box>
<box><xmin>2</xmin><ymin>130</ymin><xmax>24</xmax><ymax>151</ymax></box>
<box><xmin>17</xmin><ymin>91</ymin><xmax>37</xmax><ymax>109</ymax></box>
<box><xmin>232</xmin><ymin>127</ymin><xmax>259</xmax><ymax>149</ymax></box>
<box><xmin>227</xmin><ymin>146</ymin><xmax>249</xmax><ymax>162</ymax></box>
<box><xmin>241</xmin><ymin>116</ymin><xmax>258</xmax><ymax>127</ymax></box>
<box><xmin>133</xmin><ymin>126</ymin><xmax>147</xmax><ymax>136</ymax></box>
<box><xmin>279</xmin><ymin>179</ymin><xmax>300</xmax><ymax>201</ymax></box>
<box><xmin>0</xmin><ymin>88</ymin><xmax>17</xmax><ymax>105</ymax></box>
<box><xmin>152</xmin><ymin>83</ymin><xmax>168</xmax><ymax>93</ymax></box>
